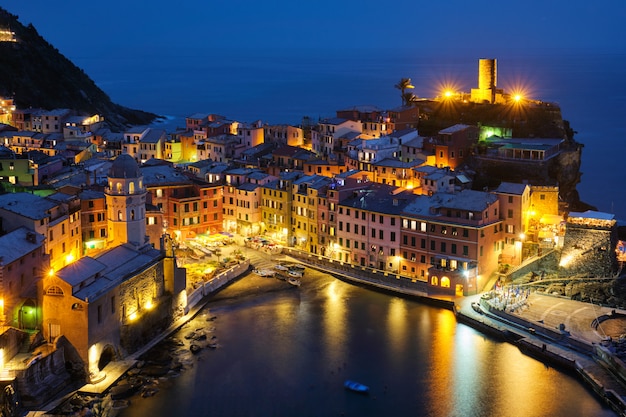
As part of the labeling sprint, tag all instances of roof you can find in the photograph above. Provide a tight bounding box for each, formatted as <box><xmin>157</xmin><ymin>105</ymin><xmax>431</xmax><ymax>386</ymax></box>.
<box><xmin>0</xmin><ymin>192</ymin><xmax>57</xmax><ymax>220</ymax></box>
<box><xmin>141</xmin><ymin>164</ymin><xmax>191</xmax><ymax>186</ymax></box>
<box><xmin>439</xmin><ymin>124</ymin><xmax>472</xmax><ymax>134</ymax></box>
<box><xmin>140</xmin><ymin>128</ymin><xmax>166</xmax><ymax>143</ymax></box>
<box><xmin>57</xmin><ymin>244</ymin><xmax>163</xmax><ymax>302</ymax></box>
<box><xmin>404</xmin><ymin>189</ymin><xmax>498</xmax><ymax>216</ymax></box>
<box><xmin>340</xmin><ymin>182</ymin><xmax>415</xmax><ymax>214</ymax></box>
<box><xmin>336</xmin><ymin>105</ymin><xmax>382</xmax><ymax>113</ymax></box>
<box><xmin>0</xmin><ymin>227</ymin><xmax>45</xmax><ymax>265</ymax></box>
<box><xmin>320</xmin><ymin>117</ymin><xmax>348</xmax><ymax>126</ymax></box>
<box><xmin>494</xmin><ymin>182</ymin><xmax>529</xmax><ymax>195</ymax></box>
<box><xmin>109</xmin><ymin>154</ymin><xmax>141</xmax><ymax>179</ymax></box>
<box><xmin>238</xmin><ymin>182</ymin><xmax>261</xmax><ymax>192</ymax></box>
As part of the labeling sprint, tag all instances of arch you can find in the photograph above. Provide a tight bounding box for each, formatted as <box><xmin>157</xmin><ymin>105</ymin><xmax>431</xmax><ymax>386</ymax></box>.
<box><xmin>131</xmin><ymin>209</ymin><xmax>135</xmax><ymax>220</ymax></box>
<box><xmin>116</xmin><ymin>182</ymin><xmax>122</xmax><ymax>193</ymax></box>
<box><xmin>19</xmin><ymin>299</ymin><xmax>37</xmax><ymax>330</ymax></box>
<box><xmin>98</xmin><ymin>344</ymin><xmax>117</xmax><ymax>371</ymax></box>
<box><xmin>118</xmin><ymin>210</ymin><xmax>123</xmax><ymax>221</ymax></box>
<box><xmin>129</xmin><ymin>181</ymin><xmax>135</xmax><ymax>194</ymax></box>
<box><xmin>431</xmin><ymin>276</ymin><xmax>438</xmax><ymax>286</ymax></box>
<box><xmin>441</xmin><ymin>276</ymin><xmax>451</xmax><ymax>288</ymax></box>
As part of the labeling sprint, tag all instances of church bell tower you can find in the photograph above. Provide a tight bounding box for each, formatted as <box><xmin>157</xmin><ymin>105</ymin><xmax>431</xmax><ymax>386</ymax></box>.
<box><xmin>105</xmin><ymin>154</ymin><xmax>148</xmax><ymax>249</ymax></box>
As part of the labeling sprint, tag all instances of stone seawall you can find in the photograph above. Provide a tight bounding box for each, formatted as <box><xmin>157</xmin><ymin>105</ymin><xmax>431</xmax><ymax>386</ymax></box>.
<box><xmin>185</xmin><ymin>260</ymin><xmax>250</xmax><ymax>312</ymax></box>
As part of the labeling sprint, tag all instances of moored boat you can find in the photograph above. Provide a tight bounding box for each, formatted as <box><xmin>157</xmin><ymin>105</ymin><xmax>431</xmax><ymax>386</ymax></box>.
<box><xmin>344</xmin><ymin>380</ymin><xmax>369</xmax><ymax>394</ymax></box>
<box><xmin>287</xmin><ymin>276</ymin><xmax>301</xmax><ymax>287</ymax></box>
<box><xmin>253</xmin><ymin>268</ymin><xmax>275</xmax><ymax>278</ymax></box>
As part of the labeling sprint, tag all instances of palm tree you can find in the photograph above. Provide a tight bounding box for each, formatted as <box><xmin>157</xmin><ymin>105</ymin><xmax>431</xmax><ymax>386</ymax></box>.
<box><xmin>402</xmin><ymin>92</ymin><xmax>418</xmax><ymax>107</ymax></box>
<box><xmin>395</xmin><ymin>78</ymin><xmax>415</xmax><ymax>106</ymax></box>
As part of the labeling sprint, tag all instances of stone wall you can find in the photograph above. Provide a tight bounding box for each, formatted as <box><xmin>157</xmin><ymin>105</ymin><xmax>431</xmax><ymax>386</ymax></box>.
<box><xmin>559</xmin><ymin>221</ymin><xmax>618</xmax><ymax>277</ymax></box>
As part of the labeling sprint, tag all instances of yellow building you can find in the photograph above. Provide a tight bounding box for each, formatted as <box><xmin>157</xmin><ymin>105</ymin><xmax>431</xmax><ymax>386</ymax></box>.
<box><xmin>0</xmin><ymin>192</ymin><xmax>81</xmax><ymax>272</ymax></box>
<box><xmin>291</xmin><ymin>175</ymin><xmax>332</xmax><ymax>253</ymax></box>
<box><xmin>261</xmin><ymin>172</ymin><xmax>300</xmax><ymax>244</ymax></box>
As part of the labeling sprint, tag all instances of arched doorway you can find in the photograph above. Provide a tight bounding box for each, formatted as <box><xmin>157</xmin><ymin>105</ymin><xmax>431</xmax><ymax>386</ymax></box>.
<box><xmin>19</xmin><ymin>299</ymin><xmax>37</xmax><ymax>330</ymax></box>
<box><xmin>98</xmin><ymin>345</ymin><xmax>117</xmax><ymax>371</ymax></box>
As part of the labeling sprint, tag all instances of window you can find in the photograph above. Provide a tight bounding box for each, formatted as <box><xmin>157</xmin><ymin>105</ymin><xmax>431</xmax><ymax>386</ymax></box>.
<box><xmin>507</xmin><ymin>209</ymin><xmax>513</xmax><ymax>218</ymax></box>
<box><xmin>46</xmin><ymin>286</ymin><xmax>64</xmax><ymax>296</ymax></box>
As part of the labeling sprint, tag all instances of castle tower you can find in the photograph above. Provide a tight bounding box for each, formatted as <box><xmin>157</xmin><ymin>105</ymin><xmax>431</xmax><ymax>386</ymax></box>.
<box><xmin>478</xmin><ymin>58</ymin><xmax>497</xmax><ymax>92</ymax></box>
<box><xmin>105</xmin><ymin>154</ymin><xmax>148</xmax><ymax>249</ymax></box>
<box><xmin>471</xmin><ymin>58</ymin><xmax>497</xmax><ymax>104</ymax></box>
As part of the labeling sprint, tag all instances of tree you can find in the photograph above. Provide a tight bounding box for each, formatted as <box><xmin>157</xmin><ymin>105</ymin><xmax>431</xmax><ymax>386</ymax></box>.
<box><xmin>402</xmin><ymin>92</ymin><xmax>418</xmax><ymax>107</ymax></box>
<box><xmin>395</xmin><ymin>78</ymin><xmax>415</xmax><ymax>106</ymax></box>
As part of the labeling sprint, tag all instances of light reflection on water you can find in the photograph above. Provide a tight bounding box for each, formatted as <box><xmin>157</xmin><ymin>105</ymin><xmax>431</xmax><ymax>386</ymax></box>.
<box><xmin>118</xmin><ymin>271</ymin><xmax>616</xmax><ymax>417</ymax></box>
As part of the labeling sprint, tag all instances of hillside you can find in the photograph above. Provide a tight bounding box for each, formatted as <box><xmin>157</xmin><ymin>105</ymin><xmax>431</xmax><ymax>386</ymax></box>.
<box><xmin>0</xmin><ymin>8</ymin><xmax>158</xmax><ymax>131</ymax></box>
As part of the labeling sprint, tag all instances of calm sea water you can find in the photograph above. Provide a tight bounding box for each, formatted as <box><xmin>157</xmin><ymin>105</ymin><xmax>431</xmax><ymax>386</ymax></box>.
<box><xmin>71</xmin><ymin>48</ymin><xmax>626</xmax><ymax>221</ymax></box>
<box><xmin>116</xmin><ymin>266</ymin><xmax>616</xmax><ymax>417</ymax></box>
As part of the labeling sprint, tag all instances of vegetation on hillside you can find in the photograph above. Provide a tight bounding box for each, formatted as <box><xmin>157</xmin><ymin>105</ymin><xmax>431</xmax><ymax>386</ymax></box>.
<box><xmin>0</xmin><ymin>8</ymin><xmax>158</xmax><ymax>131</ymax></box>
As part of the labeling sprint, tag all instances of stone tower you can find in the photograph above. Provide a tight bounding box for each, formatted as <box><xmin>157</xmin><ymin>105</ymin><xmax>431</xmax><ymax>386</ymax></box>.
<box><xmin>105</xmin><ymin>154</ymin><xmax>148</xmax><ymax>249</ymax></box>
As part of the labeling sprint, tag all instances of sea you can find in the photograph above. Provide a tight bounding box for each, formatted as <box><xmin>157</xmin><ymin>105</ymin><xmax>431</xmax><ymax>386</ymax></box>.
<box><xmin>68</xmin><ymin>48</ymin><xmax>623</xmax><ymax>417</ymax></box>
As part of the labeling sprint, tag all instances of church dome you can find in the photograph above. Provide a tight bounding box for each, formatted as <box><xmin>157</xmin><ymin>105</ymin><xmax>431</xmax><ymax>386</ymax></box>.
<box><xmin>109</xmin><ymin>154</ymin><xmax>141</xmax><ymax>179</ymax></box>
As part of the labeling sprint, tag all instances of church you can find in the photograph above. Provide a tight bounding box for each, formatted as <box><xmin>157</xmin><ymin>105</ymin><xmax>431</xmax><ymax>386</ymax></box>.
<box><xmin>40</xmin><ymin>154</ymin><xmax>187</xmax><ymax>379</ymax></box>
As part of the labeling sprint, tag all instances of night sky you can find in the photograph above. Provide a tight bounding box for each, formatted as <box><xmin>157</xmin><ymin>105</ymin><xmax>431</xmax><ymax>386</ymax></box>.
<box><xmin>4</xmin><ymin>0</ymin><xmax>626</xmax><ymax>56</ymax></box>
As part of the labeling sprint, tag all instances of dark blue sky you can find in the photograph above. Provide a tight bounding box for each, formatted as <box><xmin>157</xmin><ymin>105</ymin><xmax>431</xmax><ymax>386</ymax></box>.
<box><xmin>5</xmin><ymin>0</ymin><xmax>626</xmax><ymax>56</ymax></box>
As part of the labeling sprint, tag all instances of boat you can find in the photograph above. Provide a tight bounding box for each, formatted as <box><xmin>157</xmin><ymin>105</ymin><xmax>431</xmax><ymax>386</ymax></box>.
<box><xmin>288</xmin><ymin>269</ymin><xmax>303</xmax><ymax>278</ymax></box>
<box><xmin>274</xmin><ymin>263</ymin><xmax>289</xmax><ymax>272</ymax></box>
<box><xmin>253</xmin><ymin>268</ymin><xmax>275</xmax><ymax>278</ymax></box>
<box><xmin>287</xmin><ymin>276</ymin><xmax>301</xmax><ymax>287</ymax></box>
<box><xmin>344</xmin><ymin>380</ymin><xmax>369</xmax><ymax>394</ymax></box>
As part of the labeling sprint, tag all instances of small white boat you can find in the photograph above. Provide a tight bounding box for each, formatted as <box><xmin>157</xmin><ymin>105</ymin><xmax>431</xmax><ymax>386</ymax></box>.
<box><xmin>274</xmin><ymin>263</ymin><xmax>289</xmax><ymax>271</ymax></box>
<box><xmin>287</xmin><ymin>277</ymin><xmax>301</xmax><ymax>287</ymax></box>
<box><xmin>253</xmin><ymin>268</ymin><xmax>275</xmax><ymax>278</ymax></box>
<box><xmin>344</xmin><ymin>380</ymin><xmax>369</xmax><ymax>394</ymax></box>
<box><xmin>288</xmin><ymin>269</ymin><xmax>303</xmax><ymax>278</ymax></box>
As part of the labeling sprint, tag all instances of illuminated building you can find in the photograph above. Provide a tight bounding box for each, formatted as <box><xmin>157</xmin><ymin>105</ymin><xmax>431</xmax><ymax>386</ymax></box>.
<box><xmin>222</xmin><ymin>168</ymin><xmax>275</xmax><ymax>236</ymax></box>
<box><xmin>312</xmin><ymin>117</ymin><xmax>362</xmax><ymax>160</ymax></box>
<box><xmin>0</xmin><ymin>227</ymin><xmax>46</xmax><ymax>330</ymax></box>
<box><xmin>142</xmin><ymin>161</ymin><xmax>223</xmax><ymax>241</ymax></box>
<box><xmin>0</xmin><ymin>192</ymin><xmax>81</xmax><ymax>272</ymax></box>
<box><xmin>427</xmin><ymin>124</ymin><xmax>479</xmax><ymax>170</ymax></box>
<box><xmin>400</xmin><ymin>190</ymin><xmax>503</xmax><ymax>295</ymax></box>
<box><xmin>41</xmin><ymin>155</ymin><xmax>187</xmax><ymax>377</ymax></box>
<box><xmin>79</xmin><ymin>189</ymin><xmax>108</xmax><ymax>256</ymax></box>
<box><xmin>261</xmin><ymin>171</ymin><xmax>301</xmax><ymax>244</ymax></box>
<box><xmin>336</xmin><ymin>105</ymin><xmax>394</xmax><ymax>138</ymax></box>
<box><xmin>291</xmin><ymin>174</ymin><xmax>332</xmax><ymax>253</ymax></box>
<box><xmin>335</xmin><ymin>181</ymin><xmax>413</xmax><ymax>269</ymax></box>
<box><xmin>493</xmin><ymin>182</ymin><xmax>531</xmax><ymax>264</ymax></box>
<box><xmin>121</xmin><ymin>127</ymin><xmax>167</xmax><ymax>162</ymax></box>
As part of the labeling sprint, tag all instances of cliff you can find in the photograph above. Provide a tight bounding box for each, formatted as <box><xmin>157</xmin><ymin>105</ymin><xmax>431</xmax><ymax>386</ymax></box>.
<box><xmin>0</xmin><ymin>8</ymin><xmax>159</xmax><ymax>131</ymax></box>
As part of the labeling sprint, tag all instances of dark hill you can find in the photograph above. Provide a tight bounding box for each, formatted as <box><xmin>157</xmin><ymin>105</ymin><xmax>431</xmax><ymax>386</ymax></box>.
<box><xmin>0</xmin><ymin>8</ymin><xmax>159</xmax><ymax>131</ymax></box>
